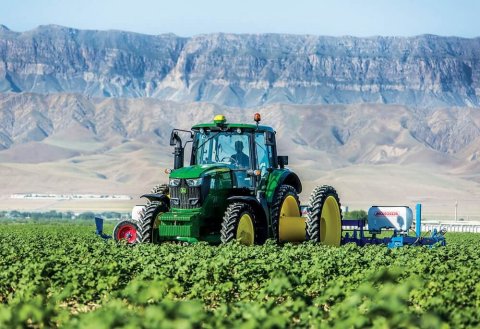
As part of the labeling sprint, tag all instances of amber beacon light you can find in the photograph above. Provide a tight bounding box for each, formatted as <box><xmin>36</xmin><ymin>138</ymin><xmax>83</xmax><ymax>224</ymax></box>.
<box><xmin>254</xmin><ymin>113</ymin><xmax>261</xmax><ymax>123</ymax></box>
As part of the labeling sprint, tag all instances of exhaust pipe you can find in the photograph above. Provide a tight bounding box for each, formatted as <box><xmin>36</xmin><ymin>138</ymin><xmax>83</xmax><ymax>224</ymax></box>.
<box><xmin>170</xmin><ymin>131</ymin><xmax>184</xmax><ymax>169</ymax></box>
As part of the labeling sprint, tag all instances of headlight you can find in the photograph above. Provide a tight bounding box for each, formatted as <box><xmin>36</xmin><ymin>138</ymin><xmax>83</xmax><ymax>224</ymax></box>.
<box><xmin>186</xmin><ymin>178</ymin><xmax>203</xmax><ymax>187</ymax></box>
<box><xmin>169</xmin><ymin>178</ymin><xmax>181</xmax><ymax>187</ymax></box>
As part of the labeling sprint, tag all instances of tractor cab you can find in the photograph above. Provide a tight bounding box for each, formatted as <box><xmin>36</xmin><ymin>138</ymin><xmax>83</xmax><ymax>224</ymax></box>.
<box><xmin>188</xmin><ymin>114</ymin><xmax>277</xmax><ymax>190</ymax></box>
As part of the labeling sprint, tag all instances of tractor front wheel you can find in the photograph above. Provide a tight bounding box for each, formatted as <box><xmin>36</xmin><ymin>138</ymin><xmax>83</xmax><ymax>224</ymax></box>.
<box><xmin>305</xmin><ymin>185</ymin><xmax>342</xmax><ymax>246</ymax></box>
<box><xmin>221</xmin><ymin>202</ymin><xmax>257</xmax><ymax>245</ymax></box>
<box><xmin>113</xmin><ymin>220</ymin><xmax>139</xmax><ymax>244</ymax></box>
<box><xmin>136</xmin><ymin>201</ymin><xmax>169</xmax><ymax>243</ymax></box>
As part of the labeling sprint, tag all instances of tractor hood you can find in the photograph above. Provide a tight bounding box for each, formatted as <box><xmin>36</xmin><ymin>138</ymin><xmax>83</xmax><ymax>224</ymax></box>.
<box><xmin>170</xmin><ymin>164</ymin><xmax>230</xmax><ymax>179</ymax></box>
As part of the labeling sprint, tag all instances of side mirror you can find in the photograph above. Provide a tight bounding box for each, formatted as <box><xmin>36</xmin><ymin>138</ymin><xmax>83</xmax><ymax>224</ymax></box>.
<box><xmin>265</xmin><ymin>131</ymin><xmax>275</xmax><ymax>146</ymax></box>
<box><xmin>278</xmin><ymin>156</ymin><xmax>288</xmax><ymax>168</ymax></box>
<box><xmin>170</xmin><ymin>131</ymin><xmax>179</xmax><ymax>146</ymax></box>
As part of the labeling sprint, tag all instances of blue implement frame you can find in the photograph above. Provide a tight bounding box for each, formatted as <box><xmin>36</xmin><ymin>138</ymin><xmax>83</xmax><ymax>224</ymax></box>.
<box><xmin>342</xmin><ymin>204</ymin><xmax>446</xmax><ymax>248</ymax></box>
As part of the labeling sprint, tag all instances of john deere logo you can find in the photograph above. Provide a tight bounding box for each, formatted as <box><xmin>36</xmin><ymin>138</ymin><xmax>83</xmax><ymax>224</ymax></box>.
<box><xmin>180</xmin><ymin>187</ymin><xmax>187</xmax><ymax>194</ymax></box>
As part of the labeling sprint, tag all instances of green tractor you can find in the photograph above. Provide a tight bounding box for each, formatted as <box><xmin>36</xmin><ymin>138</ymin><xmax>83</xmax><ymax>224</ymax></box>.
<box><xmin>113</xmin><ymin>114</ymin><xmax>343</xmax><ymax>245</ymax></box>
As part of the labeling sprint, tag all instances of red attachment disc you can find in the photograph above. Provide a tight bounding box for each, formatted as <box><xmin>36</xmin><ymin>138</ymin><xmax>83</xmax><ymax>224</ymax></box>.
<box><xmin>115</xmin><ymin>223</ymin><xmax>137</xmax><ymax>243</ymax></box>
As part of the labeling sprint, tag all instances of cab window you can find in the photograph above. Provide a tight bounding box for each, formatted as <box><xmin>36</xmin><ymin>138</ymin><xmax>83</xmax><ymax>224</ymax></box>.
<box><xmin>255</xmin><ymin>132</ymin><xmax>272</xmax><ymax>178</ymax></box>
<box><xmin>195</xmin><ymin>131</ymin><xmax>251</xmax><ymax>169</ymax></box>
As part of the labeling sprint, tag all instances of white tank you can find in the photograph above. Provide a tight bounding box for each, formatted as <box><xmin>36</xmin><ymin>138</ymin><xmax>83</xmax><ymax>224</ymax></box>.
<box><xmin>131</xmin><ymin>205</ymin><xmax>145</xmax><ymax>221</ymax></box>
<box><xmin>367</xmin><ymin>206</ymin><xmax>413</xmax><ymax>233</ymax></box>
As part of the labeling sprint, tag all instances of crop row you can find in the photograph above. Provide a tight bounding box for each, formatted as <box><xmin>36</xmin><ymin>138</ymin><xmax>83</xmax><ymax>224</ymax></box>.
<box><xmin>0</xmin><ymin>222</ymin><xmax>479</xmax><ymax>328</ymax></box>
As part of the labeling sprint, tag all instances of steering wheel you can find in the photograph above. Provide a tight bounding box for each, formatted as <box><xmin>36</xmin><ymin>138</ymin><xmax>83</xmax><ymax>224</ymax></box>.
<box><xmin>221</xmin><ymin>156</ymin><xmax>238</xmax><ymax>166</ymax></box>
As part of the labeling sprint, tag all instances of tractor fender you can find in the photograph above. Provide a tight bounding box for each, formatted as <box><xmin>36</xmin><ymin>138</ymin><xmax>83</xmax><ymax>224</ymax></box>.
<box><xmin>140</xmin><ymin>193</ymin><xmax>170</xmax><ymax>205</ymax></box>
<box><xmin>227</xmin><ymin>196</ymin><xmax>265</xmax><ymax>214</ymax></box>
<box><xmin>266</xmin><ymin>170</ymin><xmax>302</xmax><ymax>204</ymax></box>
<box><xmin>227</xmin><ymin>196</ymin><xmax>268</xmax><ymax>235</ymax></box>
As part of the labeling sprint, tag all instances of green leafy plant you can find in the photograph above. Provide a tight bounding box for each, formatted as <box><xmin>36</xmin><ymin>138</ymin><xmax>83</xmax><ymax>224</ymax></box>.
<box><xmin>0</xmin><ymin>223</ymin><xmax>478</xmax><ymax>328</ymax></box>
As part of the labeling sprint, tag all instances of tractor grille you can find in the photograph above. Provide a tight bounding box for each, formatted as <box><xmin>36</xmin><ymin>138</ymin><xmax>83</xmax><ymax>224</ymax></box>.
<box><xmin>170</xmin><ymin>179</ymin><xmax>201</xmax><ymax>209</ymax></box>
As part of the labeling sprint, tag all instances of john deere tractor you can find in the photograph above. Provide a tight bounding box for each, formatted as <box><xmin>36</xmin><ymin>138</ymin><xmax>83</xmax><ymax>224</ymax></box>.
<box><xmin>113</xmin><ymin>114</ymin><xmax>342</xmax><ymax>245</ymax></box>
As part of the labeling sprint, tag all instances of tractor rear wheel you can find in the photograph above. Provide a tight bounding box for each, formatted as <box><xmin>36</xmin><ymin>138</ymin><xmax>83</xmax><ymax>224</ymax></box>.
<box><xmin>113</xmin><ymin>220</ymin><xmax>139</xmax><ymax>244</ymax></box>
<box><xmin>136</xmin><ymin>201</ymin><xmax>169</xmax><ymax>243</ymax></box>
<box><xmin>305</xmin><ymin>185</ymin><xmax>342</xmax><ymax>246</ymax></box>
<box><xmin>221</xmin><ymin>202</ymin><xmax>257</xmax><ymax>245</ymax></box>
<box><xmin>270</xmin><ymin>185</ymin><xmax>301</xmax><ymax>242</ymax></box>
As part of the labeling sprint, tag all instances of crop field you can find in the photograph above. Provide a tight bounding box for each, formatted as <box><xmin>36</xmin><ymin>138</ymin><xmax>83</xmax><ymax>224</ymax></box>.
<box><xmin>0</xmin><ymin>222</ymin><xmax>479</xmax><ymax>328</ymax></box>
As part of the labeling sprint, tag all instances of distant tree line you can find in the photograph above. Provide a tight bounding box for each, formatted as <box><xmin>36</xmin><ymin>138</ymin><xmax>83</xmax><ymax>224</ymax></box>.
<box><xmin>344</xmin><ymin>210</ymin><xmax>368</xmax><ymax>220</ymax></box>
<box><xmin>0</xmin><ymin>210</ymin><xmax>127</xmax><ymax>221</ymax></box>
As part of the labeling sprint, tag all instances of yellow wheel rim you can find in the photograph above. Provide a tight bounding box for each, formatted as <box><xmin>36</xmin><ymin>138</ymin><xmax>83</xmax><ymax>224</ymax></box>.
<box><xmin>152</xmin><ymin>212</ymin><xmax>164</xmax><ymax>243</ymax></box>
<box><xmin>280</xmin><ymin>195</ymin><xmax>301</xmax><ymax>218</ymax></box>
<box><xmin>278</xmin><ymin>195</ymin><xmax>305</xmax><ymax>242</ymax></box>
<box><xmin>237</xmin><ymin>213</ymin><xmax>255</xmax><ymax>245</ymax></box>
<box><xmin>153</xmin><ymin>212</ymin><xmax>163</xmax><ymax>229</ymax></box>
<box><xmin>320</xmin><ymin>196</ymin><xmax>341</xmax><ymax>246</ymax></box>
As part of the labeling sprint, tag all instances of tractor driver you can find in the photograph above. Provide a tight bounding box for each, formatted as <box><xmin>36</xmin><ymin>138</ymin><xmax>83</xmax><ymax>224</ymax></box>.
<box><xmin>231</xmin><ymin>140</ymin><xmax>250</xmax><ymax>168</ymax></box>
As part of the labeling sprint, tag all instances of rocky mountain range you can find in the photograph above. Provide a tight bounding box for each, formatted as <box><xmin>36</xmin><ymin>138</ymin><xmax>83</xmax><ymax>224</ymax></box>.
<box><xmin>1</xmin><ymin>24</ymin><xmax>479</xmax><ymax>108</ymax></box>
<box><xmin>1</xmin><ymin>25</ymin><xmax>480</xmax><ymax>215</ymax></box>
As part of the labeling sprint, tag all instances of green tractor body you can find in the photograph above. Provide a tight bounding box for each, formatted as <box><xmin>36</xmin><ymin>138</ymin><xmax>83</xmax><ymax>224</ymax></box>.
<box><xmin>114</xmin><ymin>114</ymin><xmax>342</xmax><ymax>245</ymax></box>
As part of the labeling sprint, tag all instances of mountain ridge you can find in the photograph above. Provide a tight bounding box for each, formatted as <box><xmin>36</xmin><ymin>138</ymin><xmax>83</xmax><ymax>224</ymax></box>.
<box><xmin>1</xmin><ymin>25</ymin><xmax>479</xmax><ymax>108</ymax></box>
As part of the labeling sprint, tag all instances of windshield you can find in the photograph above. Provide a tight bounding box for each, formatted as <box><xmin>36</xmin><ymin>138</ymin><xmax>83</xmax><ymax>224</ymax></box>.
<box><xmin>194</xmin><ymin>131</ymin><xmax>251</xmax><ymax>169</ymax></box>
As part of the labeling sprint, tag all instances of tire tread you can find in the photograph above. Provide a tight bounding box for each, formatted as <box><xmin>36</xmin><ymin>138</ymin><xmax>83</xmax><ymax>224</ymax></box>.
<box><xmin>305</xmin><ymin>185</ymin><xmax>342</xmax><ymax>242</ymax></box>
<box><xmin>221</xmin><ymin>202</ymin><xmax>256</xmax><ymax>244</ymax></box>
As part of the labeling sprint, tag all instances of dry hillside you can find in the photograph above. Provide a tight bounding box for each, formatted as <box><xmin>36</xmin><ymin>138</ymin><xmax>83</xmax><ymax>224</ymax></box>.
<box><xmin>0</xmin><ymin>93</ymin><xmax>479</xmax><ymax>219</ymax></box>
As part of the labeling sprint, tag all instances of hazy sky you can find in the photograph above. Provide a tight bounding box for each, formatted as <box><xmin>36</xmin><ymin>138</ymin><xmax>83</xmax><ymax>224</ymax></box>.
<box><xmin>1</xmin><ymin>0</ymin><xmax>479</xmax><ymax>37</ymax></box>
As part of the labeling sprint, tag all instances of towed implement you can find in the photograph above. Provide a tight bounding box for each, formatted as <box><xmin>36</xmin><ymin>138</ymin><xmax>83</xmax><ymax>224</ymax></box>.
<box><xmin>97</xmin><ymin>113</ymin><xmax>445</xmax><ymax>248</ymax></box>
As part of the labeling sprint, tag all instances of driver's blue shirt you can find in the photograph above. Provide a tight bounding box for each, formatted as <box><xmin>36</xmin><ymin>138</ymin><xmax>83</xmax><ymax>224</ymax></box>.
<box><xmin>231</xmin><ymin>152</ymin><xmax>249</xmax><ymax>168</ymax></box>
